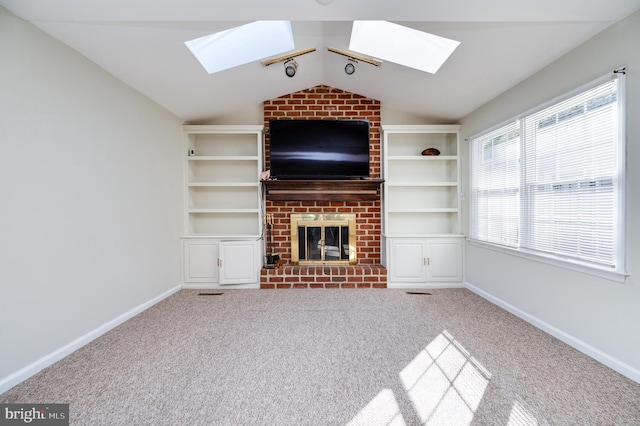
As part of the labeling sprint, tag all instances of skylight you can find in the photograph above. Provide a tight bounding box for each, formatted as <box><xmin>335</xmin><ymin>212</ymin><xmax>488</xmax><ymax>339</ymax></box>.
<box><xmin>185</xmin><ymin>21</ymin><xmax>295</xmax><ymax>74</ymax></box>
<box><xmin>349</xmin><ymin>21</ymin><xmax>460</xmax><ymax>74</ymax></box>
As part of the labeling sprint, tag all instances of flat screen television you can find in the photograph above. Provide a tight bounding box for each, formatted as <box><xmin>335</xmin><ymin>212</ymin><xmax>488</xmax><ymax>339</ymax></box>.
<box><xmin>268</xmin><ymin>119</ymin><xmax>370</xmax><ymax>180</ymax></box>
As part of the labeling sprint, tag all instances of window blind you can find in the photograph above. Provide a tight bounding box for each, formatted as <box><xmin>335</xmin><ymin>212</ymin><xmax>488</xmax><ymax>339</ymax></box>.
<box><xmin>470</xmin><ymin>121</ymin><xmax>520</xmax><ymax>247</ymax></box>
<box><xmin>470</xmin><ymin>73</ymin><xmax>623</xmax><ymax>273</ymax></box>
<box><xmin>521</xmin><ymin>78</ymin><xmax>618</xmax><ymax>267</ymax></box>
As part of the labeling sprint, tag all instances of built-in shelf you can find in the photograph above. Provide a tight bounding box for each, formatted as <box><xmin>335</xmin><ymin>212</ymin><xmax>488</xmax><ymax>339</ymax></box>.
<box><xmin>382</xmin><ymin>125</ymin><xmax>461</xmax><ymax>235</ymax></box>
<box><xmin>262</xmin><ymin>179</ymin><xmax>384</xmax><ymax>201</ymax></box>
<box><xmin>183</xmin><ymin>125</ymin><xmax>263</xmax><ymax>237</ymax></box>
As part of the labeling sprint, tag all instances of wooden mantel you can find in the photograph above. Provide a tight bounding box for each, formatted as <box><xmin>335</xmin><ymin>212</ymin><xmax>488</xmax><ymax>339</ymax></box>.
<box><xmin>262</xmin><ymin>179</ymin><xmax>384</xmax><ymax>201</ymax></box>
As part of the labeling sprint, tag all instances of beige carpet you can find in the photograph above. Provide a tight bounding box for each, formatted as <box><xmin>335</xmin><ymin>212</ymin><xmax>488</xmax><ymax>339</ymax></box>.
<box><xmin>2</xmin><ymin>289</ymin><xmax>639</xmax><ymax>425</ymax></box>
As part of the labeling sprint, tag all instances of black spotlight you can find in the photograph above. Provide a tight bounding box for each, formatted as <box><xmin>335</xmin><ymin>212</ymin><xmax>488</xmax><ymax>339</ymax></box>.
<box><xmin>345</xmin><ymin>59</ymin><xmax>357</xmax><ymax>75</ymax></box>
<box><xmin>284</xmin><ymin>59</ymin><xmax>298</xmax><ymax>77</ymax></box>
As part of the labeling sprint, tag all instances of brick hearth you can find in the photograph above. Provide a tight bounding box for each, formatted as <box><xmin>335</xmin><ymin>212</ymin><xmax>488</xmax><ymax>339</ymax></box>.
<box><xmin>261</xmin><ymin>86</ymin><xmax>386</xmax><ymax>288</ymax></box>
<box><xmin>260</xmin><ymin>265</ymin><xmax>387</xmax><ymax>289</ymax></box>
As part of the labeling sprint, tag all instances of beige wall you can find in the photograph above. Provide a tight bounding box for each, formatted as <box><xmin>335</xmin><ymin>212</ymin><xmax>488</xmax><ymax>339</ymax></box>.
<box><xmin>0</xmin><ymin>7</ymin><xmax>184</xmax><ymax>389</ymax></box>
<box><xmin>461</xmin><ymin>11</ymin><xmax>640</xmax><ymax>381</ymax></box>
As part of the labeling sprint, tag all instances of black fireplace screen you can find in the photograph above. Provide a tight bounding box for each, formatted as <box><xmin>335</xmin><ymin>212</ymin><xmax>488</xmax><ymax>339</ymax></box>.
<box><xmin>298</xmin><ymin>225</ymin><xmax>350</xmax><ymax>262</ymax></box>
<box><xmin>289</xmin><ymin>213</ymin><xmax>356</xmax><ymax>265</ymax></box>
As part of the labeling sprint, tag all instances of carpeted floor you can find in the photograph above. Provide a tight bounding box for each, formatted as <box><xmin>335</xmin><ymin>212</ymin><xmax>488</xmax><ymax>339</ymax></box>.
<box><xmin>2</xmin><ymin>289</ymin><xmax>639</xmax><ymax>425</ymax></box>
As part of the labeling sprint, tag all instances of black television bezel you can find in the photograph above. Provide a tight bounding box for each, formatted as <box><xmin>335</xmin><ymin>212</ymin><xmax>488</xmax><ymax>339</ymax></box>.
<box><xmin>268</xmin><ymin>119</ymin><xmax>371</xmax><ymax>180</ymax></box>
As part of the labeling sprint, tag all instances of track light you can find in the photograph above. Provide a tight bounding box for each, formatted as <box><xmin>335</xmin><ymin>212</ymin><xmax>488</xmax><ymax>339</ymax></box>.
<box><xmin>284</xmin><ymin>59</ymin><xmax>298</xmax><ymax>77</ymax></box>
<box><xmin>261</xmin><ymin>48</ymin><xmax>316</xmax><ymax>67</ymax></box>
<box><xmin>327</xmin><ymin>47</ymin><xmax>383</xmax><ymax>68</ymax></box>
<box><xmin>345</xmin><ymin>59</ymin><xmax>357</xmax><ymax>75</ymax></box>
<box><xmin>261</xmin><ymin>48</ymin><xmax>315</xmax><ymax>78</ymax></box>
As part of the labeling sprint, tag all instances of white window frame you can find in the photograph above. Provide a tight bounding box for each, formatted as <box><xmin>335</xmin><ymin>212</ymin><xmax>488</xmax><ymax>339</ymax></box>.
<box><xmin>468</xmin><ymin>71</ymin><xmax>628</xmax><ymax>283</ymax></box>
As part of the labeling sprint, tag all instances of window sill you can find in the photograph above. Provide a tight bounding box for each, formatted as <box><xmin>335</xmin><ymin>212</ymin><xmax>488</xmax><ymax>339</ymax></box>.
<box><xmin>467</xmin><ymin>239</ymin><xmax>628</xmax><ymax>283</ymax></box>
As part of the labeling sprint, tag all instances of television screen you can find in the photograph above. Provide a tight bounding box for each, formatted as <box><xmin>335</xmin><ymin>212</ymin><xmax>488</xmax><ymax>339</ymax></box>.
<box><xmin>268</xmin><ymin>119</ymin><xmax>370</xmax><ymax>180</ymax></box>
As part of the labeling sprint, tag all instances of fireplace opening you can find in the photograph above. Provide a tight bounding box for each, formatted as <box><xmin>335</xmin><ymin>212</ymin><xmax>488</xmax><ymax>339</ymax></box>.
<box><xmin>290</xmin><ymin>213</ymin><xmax>356</xmax><ymax>265</ymax></box>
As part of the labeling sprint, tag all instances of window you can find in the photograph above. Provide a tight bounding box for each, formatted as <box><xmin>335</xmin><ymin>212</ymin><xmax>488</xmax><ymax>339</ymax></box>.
<box><xmin>469</xmin><ymin>72</ymin><xmax>626</xmax><ymax>281</ymax></box>
<box><xmin>185</xmin><ymin>21</ymin><xmax>294</xmax><ymax>74</ymax></box>
<box><xmin>349</xmin><ymin>21</ymin><xmax>460</xmax><ymax>74</ymax></box>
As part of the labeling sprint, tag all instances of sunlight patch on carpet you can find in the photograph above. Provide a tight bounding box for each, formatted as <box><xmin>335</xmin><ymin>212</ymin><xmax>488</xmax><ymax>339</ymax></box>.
<box><xmin>347</xmin><ymin>388</ymin><xmax>405</xmax><ymax>426</ymax></box>
<box><xmin>399</xmin><ymin>330</ymin><xmax>491</xmax><ymax>425</ymax></box>
<box><xmin>507</xmin><ymin>398</ymin><xmax>540</xmax><ymax>426</ymax></box>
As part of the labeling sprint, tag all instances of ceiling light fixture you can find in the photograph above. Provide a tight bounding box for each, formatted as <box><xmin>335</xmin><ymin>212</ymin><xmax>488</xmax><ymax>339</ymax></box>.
<box><xmin>345</xmin><ymin>59</ymin><xmax>357</xmax><ymax>75</ymax></box>
<box><xmin>261</xmin><ymin>47</ymin><xmax>316</xmax><ymax>78</ymax></box>
<box><xmin>284</xmin><ymin>59</ymin><xmax>298</xmax><ymax>77</ymax></box>
<box><xmin>327</xmin><ymin>47</ymin><xmax>382</xmax><ymax>68</ymax></box>
<box><xmin>315</xmin><ymin>0</ymin><xmax>334</xmax><ymax>5</ymax></box>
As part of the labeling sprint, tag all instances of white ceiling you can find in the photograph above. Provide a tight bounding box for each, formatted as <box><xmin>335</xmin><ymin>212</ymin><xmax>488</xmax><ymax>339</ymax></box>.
<box><xmin>2</xmin><ymin>0</ymin><xmax>639</xmax><ymax>123</ymax></box>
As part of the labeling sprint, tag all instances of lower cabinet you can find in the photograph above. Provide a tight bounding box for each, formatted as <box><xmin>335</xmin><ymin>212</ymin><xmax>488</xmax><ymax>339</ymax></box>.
<box><xmin>183</xmin><ymin>239</ymin><xmax>259</xmax><ymax>287</ymax></box>
<box><xmin>218</xmin><ymin>240</ymin><xmax>259</xmax><ymax>285</ymax></box>
<box><xmin>385</xmin><ymin>237</ymin><xmax>463</xmax><ymax>288</ymax></box>
<box><xmin>184</xmin><ymin>240</ymin><xmax>219</xmax><ymax>283</ymax></box>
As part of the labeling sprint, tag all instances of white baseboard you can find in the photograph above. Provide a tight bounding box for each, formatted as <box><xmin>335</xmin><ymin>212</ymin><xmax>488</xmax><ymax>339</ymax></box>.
<box><xmin>181</xmin><ymin>283</ymin><xmax>220</xmax><ymax>289</ymax></box>
<box><xmin>0</xmin><ymin>285</ymin><xmax>181</xmax><ymax>395</ymax></box>
<box><xmin>465</xmin><ymin>281</ymin><xmax>640</xmax><ymax>384</ymax></box>
<box><xmin>181</xmin><ymin>282</ymin><xmax>259</xmax><ymax>290</ymax></box>
<box><xmin>387</xmin><ymin>282</ymin><xmax>464</xmax><ymax>289</ymax></box>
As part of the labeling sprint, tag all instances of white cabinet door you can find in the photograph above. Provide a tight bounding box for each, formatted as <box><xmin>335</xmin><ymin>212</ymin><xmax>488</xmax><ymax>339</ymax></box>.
<box><xmin>426</xmin><ymin>239</ymin><xmax>463</xmax><ymax>282</ymax></box>
<box><xmin>387</xmin><ymin>237</ymin><xmax>463</xmax><ymax>287</ymax></box>
<box><xmin>183</xmin><ymin>240</ymin><xmax>219</xmax><ymax>283</ymax></box>
<box><xmin>219</xmin><ymin>240</ymin><xmax>259</xmax><ymax>285</ymax></box>
<box><xmin>388</xmin><ymin>239</ymin><xmax>427</xmax><ymax>283</ymax></box>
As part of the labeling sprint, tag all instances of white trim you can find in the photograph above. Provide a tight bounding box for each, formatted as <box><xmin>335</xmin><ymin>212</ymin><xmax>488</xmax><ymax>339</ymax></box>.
<box><xmin>615</xmin><ymin>70</ymin><xmax>627</xmax><ymax>279</ymax></box>
<box><xmin>381</xmin><ymin>124</ymin><xmax>461</xmax><ymax>132</ymax></box>
<box><xmin>386</xmin><ymin>282</ymin><xmax>464</xmax><ymax>289</ymax></box>
<box><xmin>465</xmin><ymin>281</ymin><xmax>640</xmax><ymax>384</ymax></box>
<box><xmin>0</xmin><ymin>285</ymin><xmax>181</xmax><ymax>395</ymax></box>
<box><xmin>181</xmin><ymin>282</ymin><xmax>259</xmax><ymax>289</ymax></box>
<box><xmin>182</xmin><ymin>125</ymin><xmax>264</xmax><ymax>133</ymax></box>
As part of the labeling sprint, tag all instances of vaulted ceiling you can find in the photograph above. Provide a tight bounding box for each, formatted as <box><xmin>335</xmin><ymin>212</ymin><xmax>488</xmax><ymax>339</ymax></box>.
<box><xmin>2</xmin><ymin>0</ymin><xmax>639</xmax><ymax>123</ymax></box>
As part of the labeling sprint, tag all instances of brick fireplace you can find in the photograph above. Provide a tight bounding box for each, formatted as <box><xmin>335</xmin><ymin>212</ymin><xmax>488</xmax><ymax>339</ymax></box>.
<box><xmin>260</xmin><ymin>85</ymin><xmax>387</xmax><ymax>288</ymax></box>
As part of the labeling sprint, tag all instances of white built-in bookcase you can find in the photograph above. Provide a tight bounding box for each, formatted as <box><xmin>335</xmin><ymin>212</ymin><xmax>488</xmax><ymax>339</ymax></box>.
<box><xmin>382</xmin><ymin>125</ymin><xmax>461</xmax><ymax>236</ymax></box>
<box><xmin>183</xmin><ymin>125</ymin><xmax>263</xmax><ymax>237</ymax></box>
<box><xmin>381</xmin><ymin>125</ymin><xmax>464</xmax><ymax>288</ymax></box>
<box><xmin>181</xmin><ymin>125</ymin><xmax>263</xmax><ymax>287</ymax></box>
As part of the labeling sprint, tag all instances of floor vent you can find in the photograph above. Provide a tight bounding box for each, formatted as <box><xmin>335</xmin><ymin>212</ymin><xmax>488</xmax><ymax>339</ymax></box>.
<box><xmin>198</xmin><ymin>292</ymin><xmax>224</xmax><ymax>296</ymax></box>
<box><xmin>405</xmin><ymin>291</ymin><xmax>432</xmax><ymax>295</ymax></box>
